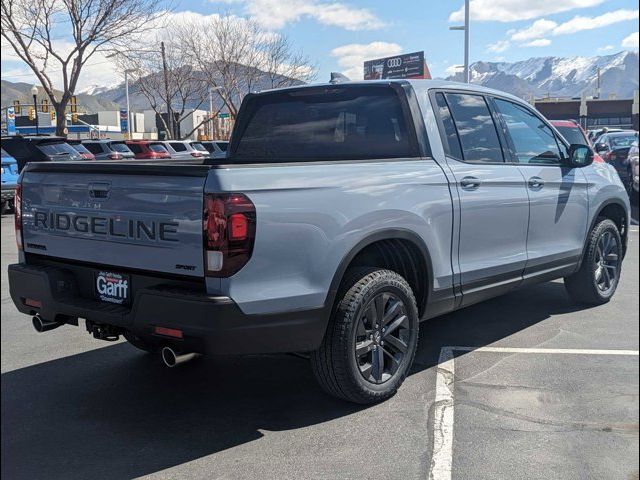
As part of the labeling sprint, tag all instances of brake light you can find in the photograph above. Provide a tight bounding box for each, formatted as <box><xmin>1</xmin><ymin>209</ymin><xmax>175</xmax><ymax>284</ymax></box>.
<box><xmin>109</xmin><ymin>152</ymin><xmax>122</xmax><ymax>160</ymax></box>
<box><xmin>203</xmin><ymin>193</ymin><xmax>256</xmax><ymax>277</ymax></box>
<box><xmin>15</xmin><ymin>183</ymin><xmax>22</xmax><ymax>250</ymax></box>
<box><xmin>191</xmin><ymin>152</ymin><xmax>202</xmax><ymax>158</ymax></box>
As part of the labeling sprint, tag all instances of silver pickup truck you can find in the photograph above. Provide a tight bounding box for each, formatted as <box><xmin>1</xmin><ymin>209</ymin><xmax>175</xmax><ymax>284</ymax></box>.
<box><xmin>8</xmin><ymin>80</ymin><xmax>630</xmax><ymax>404</ymax></box>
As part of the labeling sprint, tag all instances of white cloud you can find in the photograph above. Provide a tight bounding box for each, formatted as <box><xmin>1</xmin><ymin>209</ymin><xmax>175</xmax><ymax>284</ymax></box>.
<box><xmin>511</xmin><ymin>19</ymin><xmax>557</xmax><ymax>42</ymax></box>
<box><xmin>553</xmin><ymin>9</ymin><xmax>639</xmax><ymax>36</ymax></box>
<box><xmin>622</xmin><ymin>31</ymin><xmax>639</xmax><ymax>49</ymax></box>
<box><xmin>212</xmin><ymin>0</ymin><xmax>385</xmax><ymax>30</ymax></box>
<box><xmin>330</xmin><ymin>41</ymin><xmax>402</xmax><ymax>80</ymax></box>
<box><xmin>597</xmin><ymin>45</ymin><xmax>615</xmax><ymax>52</ymax></box>
<box><xmin>445</xmin><ymin>64</ymin><xmax>463</xmax><ymax>76</ymax></box>
<box><xmin>523</xmin><ymin>39</ymin><xmax>552</xmax><ymax>47</ymax></box>
<box><xmin>449</xmin><ymin>0</ymin><xmax>603</xmax><ymax>23</ymax></box>
<box><xmin>486</xmin><ymin>40</ymin><xmax>510</xmax><ymax>53</ymax></box>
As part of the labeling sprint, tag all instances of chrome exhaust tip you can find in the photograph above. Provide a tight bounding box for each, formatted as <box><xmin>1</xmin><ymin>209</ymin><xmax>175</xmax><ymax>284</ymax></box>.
<box><xmin>161</xmin><ymin>346</ymin><xmax>199</xmax><ymax>368</ymax></box>
<box><xmin>32</xmin><ymin>315</ymin><xmax>63</xmax><ymax>333</ymax></box>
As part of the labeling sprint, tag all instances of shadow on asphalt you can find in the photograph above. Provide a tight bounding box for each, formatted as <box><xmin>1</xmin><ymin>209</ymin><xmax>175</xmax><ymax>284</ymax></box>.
<box><xmin>1</xmin><ymin>280</ymin><xmax>599</xmax><ymax>480</ymax></box>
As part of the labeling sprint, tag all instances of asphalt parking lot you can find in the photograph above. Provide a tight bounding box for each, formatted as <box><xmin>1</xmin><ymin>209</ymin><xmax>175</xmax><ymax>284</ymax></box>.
<box><xmin>1</xmin><ymin>214</ymin><xmax>638</xmax><ymax>480</ymax></box>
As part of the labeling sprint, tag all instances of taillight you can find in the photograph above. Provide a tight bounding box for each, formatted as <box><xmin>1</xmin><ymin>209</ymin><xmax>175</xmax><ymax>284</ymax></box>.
<box><xmin>109</xmin><ymin>153</ymin><xmax>122</xmax><ymax>160</ymax></box>
<box><xmin>593</xmin><ymin>153</ymin><xmax>605</xmax><ymax>163</ymax></box>
<box><xmin>203</xmin><ymin>193</ymin><xmax>256</xmax><ymax>277</ymax></box>
<box><xmin>15</xmin><ymin>183</ymin><xmax>22</xmax><ymax>250</ymax></box>
<box><xmin>191</xmin><ymin>152</ymin><xmax>202</xmax><ymax>158</ymax></box>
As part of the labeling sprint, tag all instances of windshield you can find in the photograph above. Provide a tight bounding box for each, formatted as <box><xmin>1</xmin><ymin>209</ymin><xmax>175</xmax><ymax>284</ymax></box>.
<box><xmin>232</xmin><ymin>86</ymin><xmax>416</xmax><ymax>161</ymax></box>
<box><xmin>610</xmin><ymin>134</ymin><xmax>637</xmax><ymax>149</ymax></box>
<box><xmin>555</xmin><ymin>126</ymin><xmax>588</xmax><ymax>146</ymax></box>
<box><xmin>110</xmin><ymin>142</ymin><xmax>134</xmax><ymax>154</ymax></box>
<box><xmin>38</xmin><ymin>142</ymin><xmax>82</xmax><ymax>160</ymax></box>
<box><xmin>191</xmin><ymin>142</ymin><xmax>208</xmax><ymax>152</ymax></box>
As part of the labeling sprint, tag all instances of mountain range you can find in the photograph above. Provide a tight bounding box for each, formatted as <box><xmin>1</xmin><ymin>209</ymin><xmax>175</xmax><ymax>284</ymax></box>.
<box><xmin>2</xmin><ymin>51</ymin><xmax>638</xmax><ymax>113</ymax></box>
<box><xmin>446</xmin><ymin>51</ymin><xmax>638</xmax><ymax>99</ymax></box>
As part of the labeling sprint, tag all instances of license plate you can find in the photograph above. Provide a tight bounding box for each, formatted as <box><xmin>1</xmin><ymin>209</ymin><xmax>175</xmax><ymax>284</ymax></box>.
<box><xmin>95</xmin><ymin>271</ymin><xmax>130</xmax><ymax>305</ymax></box>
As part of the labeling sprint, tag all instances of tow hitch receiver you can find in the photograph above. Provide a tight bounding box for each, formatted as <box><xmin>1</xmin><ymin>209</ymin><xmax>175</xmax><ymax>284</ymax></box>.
<box><xmin>86</xmin><ymin>320</ymin><xmax>122</xmax><ymax>341</ymax></box>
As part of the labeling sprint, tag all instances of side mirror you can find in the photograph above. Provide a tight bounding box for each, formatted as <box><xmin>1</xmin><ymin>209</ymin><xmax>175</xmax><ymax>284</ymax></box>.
<box><xmin>568</xmin><ymin>144</ymin><xmax>594</xmax><ymax>168</ymax></box>
<box><xmin>595</xmin><ymin>143</ymin><xmax>608</xmax><ymax>153</ymax></box>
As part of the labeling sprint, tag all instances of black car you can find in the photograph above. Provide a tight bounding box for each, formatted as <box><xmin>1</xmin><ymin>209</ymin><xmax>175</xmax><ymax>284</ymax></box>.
<box><xmin>594</xmin><ymin>131</ymin><xmax>639</xmax><ymax>188</ymax></box>
<box><xmin>1</xmin><ymin>135</ymin><xmax>84</xmax><ymax>171</ymax></box>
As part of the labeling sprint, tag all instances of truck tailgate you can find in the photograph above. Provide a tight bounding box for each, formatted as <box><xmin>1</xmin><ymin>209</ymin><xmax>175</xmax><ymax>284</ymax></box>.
<box><xmin>21</xmin><ymin>164</ymin><xmax>208</xmax><ymax>277</ymax></box>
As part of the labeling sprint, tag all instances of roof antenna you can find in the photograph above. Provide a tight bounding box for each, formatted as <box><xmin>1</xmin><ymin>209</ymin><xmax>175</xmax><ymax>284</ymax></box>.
<box><xmin>330</xmin><ymin>72</ymin><xmax>350</xmax><ymax>84</ymax></box>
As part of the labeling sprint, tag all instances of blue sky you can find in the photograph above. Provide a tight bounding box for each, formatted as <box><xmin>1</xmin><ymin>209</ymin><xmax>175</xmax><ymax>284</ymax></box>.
<box><xmin>1</xmin><ymin>0</ymin><xmax>638</xmax><ymax>89</ymax></box>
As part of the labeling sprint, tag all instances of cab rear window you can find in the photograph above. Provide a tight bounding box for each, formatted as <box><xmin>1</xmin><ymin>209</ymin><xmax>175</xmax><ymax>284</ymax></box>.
<box><xmin>231</xmin><ymin>86</ymin><xmax>417</xmax><ymax>161</ymax></box>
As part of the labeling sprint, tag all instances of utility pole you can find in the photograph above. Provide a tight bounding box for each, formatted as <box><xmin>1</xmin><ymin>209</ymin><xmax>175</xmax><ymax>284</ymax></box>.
<box><xmin>124</xmin><ymin>69</ymin><xmax>132</xmax><ymax>138</ymax></box>
<box><xmin>449</xmin><ymin>0</ymin><xmax>470</xmax><ymax>83</ymax></box>
<box><xmin>160</xmin><ymin>41</ymin><xmax>174</xmax><ymax>139</ymax></box>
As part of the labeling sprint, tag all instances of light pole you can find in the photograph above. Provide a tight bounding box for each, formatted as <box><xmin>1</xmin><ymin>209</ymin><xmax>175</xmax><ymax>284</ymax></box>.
<box><xmin>124</xmin><ymin>69</ymin><xmax>134</xmax><ymax>138</ymax></box>
<box><xmin>449</xmin><ymin>0</ymin><xmax>470</xmax><ymax>83</ymax></box>
<box><xmin>31</xmin><ymin>85</ymin><xmax>39</xmax><ymax>134</ymax></box>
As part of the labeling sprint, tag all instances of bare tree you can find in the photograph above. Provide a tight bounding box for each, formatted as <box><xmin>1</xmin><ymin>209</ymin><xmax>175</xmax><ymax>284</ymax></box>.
<box><xmin>114</xmin><ymin>36</ymin><xmax>208</xmax><ymax>139</ymax></box>
<box><xmin>176</xmin><ymin>14</ymin><xmax>316</xmax><ymax>120</ymax></box>
<box><xmin>1</xmin><ymin>0</ymin><xmax>164</xmax><ymax>135</ymax></box>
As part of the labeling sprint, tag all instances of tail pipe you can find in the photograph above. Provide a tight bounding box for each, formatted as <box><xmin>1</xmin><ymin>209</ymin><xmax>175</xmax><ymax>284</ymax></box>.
<box><xmin>161</xmin><ymin>346</ymin><xmax>200</xmax><ymax>368</ymax></box>
<box><xmin>32</xmin><ymin>315</ymin><xmax>63</xmax><ymax>333</ymax></box>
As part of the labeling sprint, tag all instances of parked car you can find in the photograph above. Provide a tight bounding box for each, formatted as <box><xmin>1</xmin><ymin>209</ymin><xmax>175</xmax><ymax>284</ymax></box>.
<box><xmin>151</xmin><ymin>140</ymin><xmax>203</xmax><ymax>160</ymax></box>
<box><xmin>66</xmin><ymin>140</ymin><xmax>96</xmax><ymax>161</ymax></box>
<box><xmin>8</xmin><ymin>80</ymin><xmax>630</xmax><ymax>404</ymax></box>
<box><xmin>81</xmin><ymin>139</ymin><xmax>135</xmax><ymax>160</ymax></box>
<box><xmin>589</xmin><ymin>127</ymin><xmax>624</xmax><ymax>144</ymax></box>
<box><xmin>627</xmin><ymin>139</ymin><xmax>639</xmax><ymax>197</ymax></box>
<box><xmin>124</xmin><ymin>140</ymin><xmax>171</xmax><ymax>159</ymax></box>
<box><xmin>198</xmin><ymin>140</ymin><xmax>228</xmax><ymax>159</ymax></box>
<box><xmin>1</xmin><ymin>147</ymin><xmax>19</xmax><ymax>214</ymax></box>
<box><xmin>1</xmin><ymin>135</ymin><xmax>83</xmax><ymax>171</ymax></box>
<box><xmin>594</xmin><ymin>131</ymin><xmax>639</xmax><ymax>189</ymax></box>
<box><xmin>550</xmin><ymin>120</ymin><xmax>604</xmax><ymax>163</ymax></box>
<box><xmin>190</xmin><ymin>141</ymin><xmax>214</xmax><ymax>159</ymax></box>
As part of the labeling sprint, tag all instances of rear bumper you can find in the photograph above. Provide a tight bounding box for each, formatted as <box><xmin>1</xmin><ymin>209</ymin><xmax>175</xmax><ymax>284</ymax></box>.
<box><xmin>8</xmin><ymin>263</ymin><xmax>328</xmax><ymax>355</ymax></box>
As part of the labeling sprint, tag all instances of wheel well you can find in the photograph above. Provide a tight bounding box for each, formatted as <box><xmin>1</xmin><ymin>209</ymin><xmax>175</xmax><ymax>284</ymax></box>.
<box><xmin>347</xmin><ymin>239</ymin><xmax>430</xmax><ymax>317</ymax></box>
<box><xmin>597</xmin><ymin>202</ymin><xmax>628</xmax><ymax>253</ymax></box>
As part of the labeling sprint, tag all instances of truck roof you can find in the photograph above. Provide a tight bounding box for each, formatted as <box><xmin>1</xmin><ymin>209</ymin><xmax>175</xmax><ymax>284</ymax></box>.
<box><xmin>258</xmin><ymin>79</ymin><xmax>525</xmax><ymax>104</ymax></box>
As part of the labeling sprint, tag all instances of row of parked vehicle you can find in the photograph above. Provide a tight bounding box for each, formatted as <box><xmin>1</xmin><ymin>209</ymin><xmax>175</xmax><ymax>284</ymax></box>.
<box><xmin>1</xmin><ymin>135</ymin><xmax>229</xmax><ymax>213</ymax></box>
<box><xmin>550</xmin><ymin>121</ymin><xmax>639</xmax><ymax>197</ymax></box>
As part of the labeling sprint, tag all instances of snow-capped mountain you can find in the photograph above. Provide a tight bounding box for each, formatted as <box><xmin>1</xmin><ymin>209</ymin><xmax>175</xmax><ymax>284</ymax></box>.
<box><xmin>447</xmin><ymin>51</ymin><xmax>639</xmax><ymax>99</ymax></box>
<box><xmin>77</xmin><ymin>83</ymin><xmax>118</xmax><ymax>96</ymax></box>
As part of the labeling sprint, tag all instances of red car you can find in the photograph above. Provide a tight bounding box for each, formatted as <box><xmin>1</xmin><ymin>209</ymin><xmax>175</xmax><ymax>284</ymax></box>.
<box><xmin>66</xmin><ymin>140</ymin><xmax>96</xmax><ymax>161</ymax></box>
<box><xmin>550</xmin><ymin>120</ymin><xmax>604</xmax><ymax>163</ymax></box>
<box><xmin>124</xmin><ymin>140</ymin><xmax>171</xmax><ymax>160</ymax></box>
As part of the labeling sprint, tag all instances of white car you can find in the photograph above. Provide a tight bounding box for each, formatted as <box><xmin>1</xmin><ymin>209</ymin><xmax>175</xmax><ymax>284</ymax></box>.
<box><xmin>151</xmin><ymin>140</ymin><xmax>204</xmax><ymax>160</ymax></box>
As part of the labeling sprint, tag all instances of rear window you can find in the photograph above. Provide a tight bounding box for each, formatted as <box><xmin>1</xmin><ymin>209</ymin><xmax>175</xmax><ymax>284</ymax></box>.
<box><xmin>127</xmin><ymin>143</ymin><xmax>143</xmax><ymax>154</ymax></box>
<box><xmin>555</xmin><ymin>126</ymin><xmax>588</xmax><ymax>146</ymax></box>
<box><xmin>149</xmin><ymin>144</ymin><xmax>168</xmax><ymax>153</ymax></box>
<box><xmin>70</xmin><ymin>143</ymin><xmax>92</xmax><ymax>154</ymax></box>
<box><xmin>232</xmin><ymin>86</ymin><xmax>416</xmax><ymax>161</ymax></box>
<box><xmin>216</xmin><ymin>142</ymin><xmax>228</xmax><ymax>152</ymax></box>
<box><xmin>83</xmin><ymin>142</ymin><xmax>103</xmax><ymax>154</ymax></box>
<box><xmin>170</xmin><ymin>142</ymin><xmax>188</xmax><ymax>152</ymax></box>
<box><xmin>610</xmin><ymin>134</ymin><xmax>637</xmax><ymax>148</ymax></box>
<box><xmin>110</xmin><ymin>142</ymin><xmax>133</xmax><ymax>154</ymax></box>
<box><xmin>38</xmin><ymin>142</ymin><xmax>82</xmax><ymax>160</ymax></box>
<box><xmin>191</xmin><ymin>142</ymin><xmax>208</xmax><ymax>152</ymax></box>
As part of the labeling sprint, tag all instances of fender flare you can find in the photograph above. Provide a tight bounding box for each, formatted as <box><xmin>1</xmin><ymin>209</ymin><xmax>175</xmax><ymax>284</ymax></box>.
<box><xmin>323</xmin><ymin>228</ymin><xmax>434</xmax><ymax>316</ymax></box>
<box><xmin>580</xmin><ymin>199</ymin><xmax>630</xmax><ymax>266</ymax></box>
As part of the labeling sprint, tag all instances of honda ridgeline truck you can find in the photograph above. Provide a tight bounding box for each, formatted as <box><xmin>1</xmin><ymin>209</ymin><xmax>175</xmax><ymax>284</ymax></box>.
<box><xmin>9</xmin><ymin>80</ymin><xmax>630</xmax><ymax>404</ymax></box>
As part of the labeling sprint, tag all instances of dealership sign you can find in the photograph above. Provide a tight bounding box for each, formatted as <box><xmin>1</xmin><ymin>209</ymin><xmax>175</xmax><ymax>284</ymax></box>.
<box><xmin>364</xmin><ymin>51</ymin><xmax>431</xmax><ymax>80</ymax></box>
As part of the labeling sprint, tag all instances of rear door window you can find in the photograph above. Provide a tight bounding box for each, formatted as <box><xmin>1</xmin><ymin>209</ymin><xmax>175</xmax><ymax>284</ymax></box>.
<box><xmin>444</xmin><ymin>93</ymin><xmax>504</xmax><ymax>163</ymax></box>
<box><xmin>434</xmin><ymin>93</ymin><xmax>463</xmax><ymax>159</ymax></box>
<box><xmin>232</xmin><ymin>85</ymin><xmax>417</xmax><ymax>161</ymax></box>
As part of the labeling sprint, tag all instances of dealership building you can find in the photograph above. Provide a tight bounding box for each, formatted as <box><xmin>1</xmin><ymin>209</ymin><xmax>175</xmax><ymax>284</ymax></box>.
<box><xmin>534</xmin><ymin>91</ymin><xmax>639</xmax><ymax>131</ymax></box>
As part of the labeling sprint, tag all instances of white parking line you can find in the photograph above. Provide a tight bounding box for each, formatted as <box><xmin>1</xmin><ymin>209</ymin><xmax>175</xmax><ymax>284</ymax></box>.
<box><xmin>428</xmin><ymin>346</ymin><xmax>639</xmax><ymax>480</ymax></box>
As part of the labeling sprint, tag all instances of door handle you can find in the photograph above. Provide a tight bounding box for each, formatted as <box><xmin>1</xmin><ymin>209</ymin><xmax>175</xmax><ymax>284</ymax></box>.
<box><xmin>528</xmin><ymin>177</ymin><xmax>545</xmax><ymax>189</ymax></box>
<box><xmin>460</xmin><ymin>176</ymin><xmax>481</xmax><ymax>190</ymax></box>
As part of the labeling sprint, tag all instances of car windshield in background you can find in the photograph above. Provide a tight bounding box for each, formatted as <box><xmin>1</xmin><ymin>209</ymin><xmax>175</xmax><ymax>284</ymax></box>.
<box><xmin>191</xmin><ymin>143</ymin><xmax>208</xmax><ymax>152</ymax></box>
<box><xmin>216</xmin><ymin>142</ymin><xmax>228</xmax><ymax>152</ymax></box>
<box><xmin>38</xmin><ymin>142</ymin><xmax>82</xmax><ymax>159</ymax></box>
<box><xmin>555</xmin><ymin>126</ymin><xmax>588</xmax><ymax>146</ymax></box>
<box><xmin>149</xmin><ymin>144</ymin><xmax>168</xmax><ymax>153</ymax></box>
<box><xmin>610</xmin><ymin>134</ymin><xmax>637</xmax><ymax>148</ymax></box>
<box><xmin>232</xmin><ymin>86</ymin><xmax>415</xmax><ymax>161</ymax></box>
<box><xmin>110</xmin><ymin>142</ymin><xmax>133</xmax><ymax>154</ymax></box>
<box><xmin>70</xmin><ymin>143</ymin><xmax>92</xmax><ymax>154</ymax></box>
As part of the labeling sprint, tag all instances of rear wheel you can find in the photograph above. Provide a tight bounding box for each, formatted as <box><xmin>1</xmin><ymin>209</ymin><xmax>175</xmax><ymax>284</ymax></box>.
<box><xmin>565</xmin><ymin>218</ymin><xmax>622</xmax><ymax>305</ymax></box>
<box><xmin>311</xmin><ymin>268</ymin><xmax>419</xmax><ymax>404</ymax></box>
<box><xmin>123</xmin><ymin>331</ymin><xmax>157</xmax><ymax>353</ymax></box>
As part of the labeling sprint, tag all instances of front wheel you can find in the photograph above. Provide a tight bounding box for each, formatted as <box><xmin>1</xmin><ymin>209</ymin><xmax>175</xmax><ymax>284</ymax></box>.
<box><xmin>565</xmin><ymin>218</ymin><xmax>623</xmax><ymax>305</ymax></box>
<box><xmin>311</xmin><ymin>268</ymin><xmax>419</xmax><ymax>404</ymax></box>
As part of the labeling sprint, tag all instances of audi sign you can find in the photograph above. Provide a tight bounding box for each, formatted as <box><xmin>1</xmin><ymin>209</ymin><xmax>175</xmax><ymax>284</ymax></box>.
<box><xmin>364</xmin><ymin>51</ymin><xmax>430</xmax><ymax>80</ymax></box>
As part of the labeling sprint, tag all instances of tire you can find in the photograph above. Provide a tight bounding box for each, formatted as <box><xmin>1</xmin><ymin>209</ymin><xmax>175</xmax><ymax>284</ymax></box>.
<box><xmin>123</xmin><ymin>331</ymin><xmax>157</xmax><ymax>353</ymax></box>
<box><xmin>311</xmin><ymin>267</ymin><xmax>419</xmax><ymax>404</ymax></box>
<box><xmin>565</xmin><ymin>218</ymin><xmax>623</xmax><ymax>305</ymax></box>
